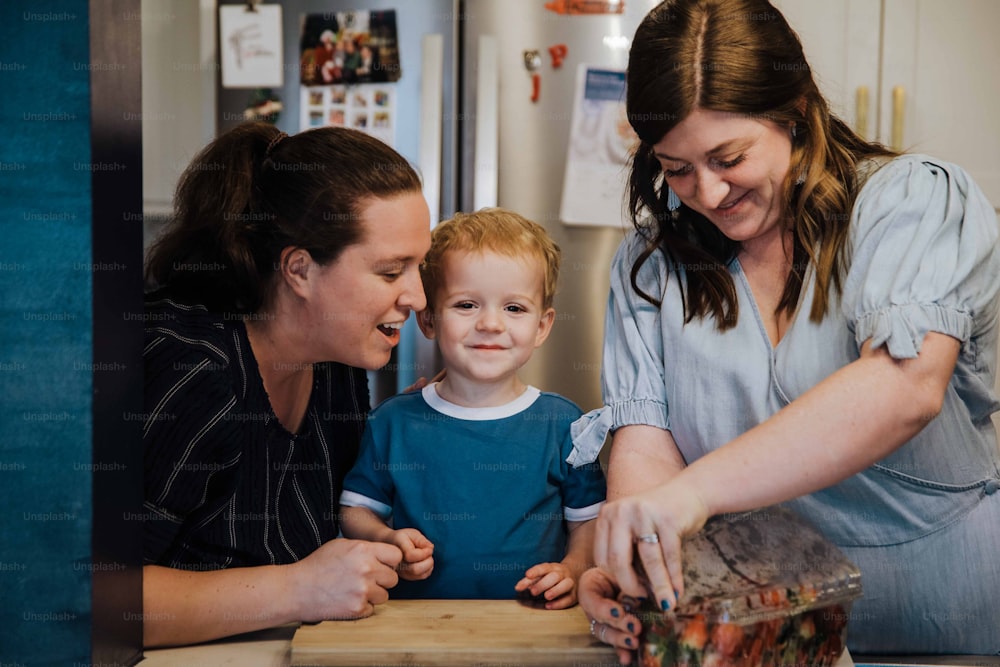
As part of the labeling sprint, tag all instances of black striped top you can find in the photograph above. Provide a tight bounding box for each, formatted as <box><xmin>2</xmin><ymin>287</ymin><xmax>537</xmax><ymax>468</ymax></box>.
<box><xmin>142</xmin><ymin>296</ymin><xmax>368</xmax><ymax>570</ymax></box>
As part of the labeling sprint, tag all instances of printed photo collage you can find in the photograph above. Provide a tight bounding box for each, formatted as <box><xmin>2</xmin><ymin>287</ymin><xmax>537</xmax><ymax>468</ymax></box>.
<box><xmin>298</xmin><ymin>9</ymin><xmax>400</xmax><ymax>147</ymax></box>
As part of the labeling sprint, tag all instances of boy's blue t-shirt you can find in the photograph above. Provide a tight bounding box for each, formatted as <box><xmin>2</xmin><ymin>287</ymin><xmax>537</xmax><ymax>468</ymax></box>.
<box><xmin>340</xmin><ymin>384</ymin><xmax>607</xmax><ymax>599</ymax></box>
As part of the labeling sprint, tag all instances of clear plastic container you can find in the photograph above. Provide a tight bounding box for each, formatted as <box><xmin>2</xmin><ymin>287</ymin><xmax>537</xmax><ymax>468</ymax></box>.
<box><xmin>631</xmin><ymin>506</ymin><xmax>862</xmax><ymax>667</ymax></box>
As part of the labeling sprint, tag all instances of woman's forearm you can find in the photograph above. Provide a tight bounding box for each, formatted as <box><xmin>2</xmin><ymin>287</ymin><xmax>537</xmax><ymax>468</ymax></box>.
<box><xmin>606</xmin><ymin>424</ymin><xmax>687</xmax><ymax>500</ymax></box>
<box><xmin>680</xmin><ymin>333</ymin><xmax>959</xmax><ymax>517</ymax></box>
<box><xmin>143</xmin><ymin>563</ymin><xmax>297</xmax><ymax>648</ymax></box>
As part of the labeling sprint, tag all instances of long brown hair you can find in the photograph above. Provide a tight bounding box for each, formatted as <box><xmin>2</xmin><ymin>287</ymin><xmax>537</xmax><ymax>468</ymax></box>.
<box><xmin>626</xmin><ymin>0</ymin><xmax>896</xmax><ymax>329</ymax></box>
<box><xmin>144</xmin><ymin>122</ymin><xmax>422</xmax><ymax>314</ymax></box>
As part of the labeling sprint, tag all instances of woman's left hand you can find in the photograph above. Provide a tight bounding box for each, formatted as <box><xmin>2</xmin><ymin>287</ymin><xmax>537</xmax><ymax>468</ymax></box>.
<box><xmin>578</xmin><ymin>567</ymin><xmax>640</xmax><ymax>664</ymax></box>
<box><xmin>593</xmin><ymin>477</ymin><xmax>710</xmax><ymax>613</ymax></box>
<box><xmin>402</xmin><ymin>369</ymin><xmax>446</xmax><ymax>393</ymax></box>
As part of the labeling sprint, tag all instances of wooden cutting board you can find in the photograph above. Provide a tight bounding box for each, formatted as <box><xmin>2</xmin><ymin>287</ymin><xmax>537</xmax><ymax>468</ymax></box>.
<box><xmin>290</xmin><ymin>599</ymin><xmax>620</xmax><ymax>666</ymax></box>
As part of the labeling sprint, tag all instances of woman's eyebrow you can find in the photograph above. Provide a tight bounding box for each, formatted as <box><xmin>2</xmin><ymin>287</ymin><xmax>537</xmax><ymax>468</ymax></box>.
<box><xmin>655</xmin><ymin>138</ymin><xmax>748</xmax><ymax>162</ymax></box>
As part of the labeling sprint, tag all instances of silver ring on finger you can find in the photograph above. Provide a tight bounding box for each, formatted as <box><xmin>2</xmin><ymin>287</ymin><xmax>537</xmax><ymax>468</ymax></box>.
<box><xmin>635</xmin><ymin>532</ymin><xmax>660</xmax><ymax>544</ymax></box>
<box><xmin>599</xmin><ymin>623</ymin><xmax>608</xmax><ymax>643</ymax></box>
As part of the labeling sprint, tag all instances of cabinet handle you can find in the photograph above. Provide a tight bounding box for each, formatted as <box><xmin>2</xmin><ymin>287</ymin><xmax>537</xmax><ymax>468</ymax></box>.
<box><xmin>891</xmin><ymin>86</ymin><xmax>905</xmax><ymax>151</ymax></box>
<box><xmin>855</xmin><ymin>86</ymin><xmax>869</xmax><ymax>140</ymax></box>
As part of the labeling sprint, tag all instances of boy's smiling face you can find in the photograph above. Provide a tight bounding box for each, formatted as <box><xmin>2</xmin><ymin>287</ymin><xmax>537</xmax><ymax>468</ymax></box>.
<box><xmin>418</xmin><ymin>250</ymin><xmax>555</xmax><ymax>404</ymax></box>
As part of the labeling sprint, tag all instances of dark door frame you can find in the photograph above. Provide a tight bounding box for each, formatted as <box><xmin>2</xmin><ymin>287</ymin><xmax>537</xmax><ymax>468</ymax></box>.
<box><xmin>89</xmin><ymin>0</ymin><xmax>143</xmax><ymax>663</ymax></box>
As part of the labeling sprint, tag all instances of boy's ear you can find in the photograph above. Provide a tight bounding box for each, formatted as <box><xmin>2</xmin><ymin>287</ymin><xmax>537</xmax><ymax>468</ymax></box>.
<box><xmin>533</xmin><ymin>307</ymin><xmax>556</xmax><ymax>348</ymax></box>
<box><xmin>416</xmin><ymin>308</ymin><xmax>436</xmax><ymax>339</ymax></box>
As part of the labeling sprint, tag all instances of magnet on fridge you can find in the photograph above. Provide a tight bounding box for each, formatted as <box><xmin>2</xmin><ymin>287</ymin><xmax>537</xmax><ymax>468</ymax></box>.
<box><xmin>524</xmin><ymin>50</ymin><xmax>543</xmax><ymax>103</ymax></box>
<box><xmin>524</xmin><ymin>49</ymin><xmax>542</xmax><ymax>72</ymax></box>
<box><xmin>548</xmin><ymin>44</ymin><xmax>568</xmax><ymax>68</ymax></box>
<box><xmin>544</xmin><ymin>0</ymin><xmax>624</xmax><ymax>15</ymax></box>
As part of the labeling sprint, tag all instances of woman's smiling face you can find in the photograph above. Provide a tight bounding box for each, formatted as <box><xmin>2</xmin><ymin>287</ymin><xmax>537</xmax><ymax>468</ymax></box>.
<box><xmin>303</xmin><ymin>191</ymin><xmax>431</xmax><ymax>370</ymax></box>
<box><xmin>653</xmin><ymin>107</ymin><xmax>794</xmax><ymax>251</ymax></box>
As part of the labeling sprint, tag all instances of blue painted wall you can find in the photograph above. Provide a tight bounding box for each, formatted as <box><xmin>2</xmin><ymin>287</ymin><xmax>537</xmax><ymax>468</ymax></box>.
<box><xmin>0</xmin><ymin>1</ymin><xmax>94</xmax><ymax>663</ymax></box>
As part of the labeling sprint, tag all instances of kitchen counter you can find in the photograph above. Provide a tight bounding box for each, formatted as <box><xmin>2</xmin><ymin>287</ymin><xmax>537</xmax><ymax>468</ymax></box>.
<box><xmin>141</xmin><ymin>623</ymin><xmax>297</xmax><ymax>667</ymax></box>
<box><xmin>138</xmin><ymin>600</ymin><xmax>998</xmax><ymax>667</ymax></box>
<box><xmin>140</xmin><ymin>600</ymin><xmax>856</xmax><ymax>667</ymax></box>
<box><xmin>854</xmin><ymin>659</ymin><xmax>1000</xmax><ymax>667</ymax></box>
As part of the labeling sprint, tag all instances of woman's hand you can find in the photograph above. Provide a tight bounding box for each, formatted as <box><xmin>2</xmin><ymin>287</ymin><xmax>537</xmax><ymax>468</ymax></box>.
<box><xmin>594</xmin><ymin>477</ymin><xmax>709</xmax><ymax>615</ymax></box>
<box><xmin>402</xmin><ymin>369</ymin><xmax>446</xmax><ymax>393</ymax></box>
<box><xmin>390</xmin><ymin>528</ymin><xmax>435</xmax><ymax>581</ymax></box>
<box><xmin>578</xmin><ymin>567</ymin><xmax>642</xmax><ymax>664</ymax></box>
<box><xmin>515</xmin><ymin>562</ymin><xmax>577</xmax><ymax>609</ymax></box>
<box><xmin>288</xmin><ymin>538</ymin><xmax>402</xmax><ymax>622</ymax></box>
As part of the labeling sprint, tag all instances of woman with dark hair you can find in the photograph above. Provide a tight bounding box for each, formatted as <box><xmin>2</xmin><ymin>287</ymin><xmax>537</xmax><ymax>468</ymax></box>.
<box><xmin>142</xmin><ymin>122</ymin><xmax>430</xmax><ymax>647</ymax></box>
<box><xmin>572</xmin><ymin>0</ymin><xmax>1000</xmax><ymax>657</ymax></box>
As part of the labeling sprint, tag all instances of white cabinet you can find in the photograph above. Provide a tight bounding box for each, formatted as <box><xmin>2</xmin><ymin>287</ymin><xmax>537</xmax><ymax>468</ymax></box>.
<box><xmin>769</xmin><ymin>0</ymin><xmax>880</xmax><ymax>138</ymax></box>
<box><xmin>772</xmin><ymin>0</ymin><xmax>1000</xmax><ymax>208</ymax></box>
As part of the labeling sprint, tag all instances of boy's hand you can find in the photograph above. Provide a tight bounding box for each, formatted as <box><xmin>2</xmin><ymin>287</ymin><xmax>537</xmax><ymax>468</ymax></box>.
<box><xmin>515</xmin><ymin>562</ymin><xmax>577</xmax><ymax>609</ymax></box>
<box><xmin>390</xmin><ymin>528</ymin><xmax>435</xmax><ymax>581</ymax></box>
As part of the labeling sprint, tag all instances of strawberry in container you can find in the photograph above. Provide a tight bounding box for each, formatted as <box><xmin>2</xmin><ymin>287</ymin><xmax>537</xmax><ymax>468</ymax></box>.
<box><xmin>629</xmin><ymin>506</ymin><xmax>862</xmax><ymax>667</ymax></box>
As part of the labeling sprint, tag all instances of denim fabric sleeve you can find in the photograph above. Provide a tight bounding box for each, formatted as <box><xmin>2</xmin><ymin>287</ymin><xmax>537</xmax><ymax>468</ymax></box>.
<box><xmin>843</xmin><ymin>155</ymin><xmax>1000</xmax><ymax>359</ymax></box>
<box><xmin>569</xmin><ymin>232</ymin><xmax>671</xmax><ymax>465</ymax></box>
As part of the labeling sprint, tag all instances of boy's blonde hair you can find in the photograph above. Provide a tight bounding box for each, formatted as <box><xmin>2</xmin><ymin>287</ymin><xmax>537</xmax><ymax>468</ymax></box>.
<box><xmin>420</xmin><ymin>208</ymin><xmax>561</xmax><ymax>310</ymax></box>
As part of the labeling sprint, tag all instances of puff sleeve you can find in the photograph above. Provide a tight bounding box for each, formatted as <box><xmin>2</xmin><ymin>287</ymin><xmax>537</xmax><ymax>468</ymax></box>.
<box><xmin>568</xmin><ymin>232</ymin><xmax>671</xmax><ymax>465</ymax></box>
<box><xmin>843</xmin><ymin>155</ymin><xmax>1000</xmax><ymax>359</ymax></box>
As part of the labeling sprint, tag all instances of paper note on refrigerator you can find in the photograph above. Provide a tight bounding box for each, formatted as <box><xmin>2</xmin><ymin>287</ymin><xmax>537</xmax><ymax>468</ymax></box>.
<box><xmin>559</xmin><ymin>65</ymin><xmax>638</xmax><ymax>228</ymax></box>
<box><xmin>219</xmin><ymin>4</ymin><xmax>283</xmax><ymax>88</ymax></box>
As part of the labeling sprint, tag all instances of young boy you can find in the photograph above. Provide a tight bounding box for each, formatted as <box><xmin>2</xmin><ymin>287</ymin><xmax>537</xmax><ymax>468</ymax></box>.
<box><xmin>339</xmin><ymin>208</ymin><xmax>606</xmax><ymax>608</ymax></box>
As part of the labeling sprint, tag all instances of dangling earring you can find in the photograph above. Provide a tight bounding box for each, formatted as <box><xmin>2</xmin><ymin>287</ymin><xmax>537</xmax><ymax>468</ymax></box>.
<box><xmin>791</xmin><ymin>123</ymin><xmax>805</xmax><ymax>185</ymax></box>
<box><xmin>667</xmin><ymin>187</ymin><xmax>681</xmax><ymax>212</ymax></box>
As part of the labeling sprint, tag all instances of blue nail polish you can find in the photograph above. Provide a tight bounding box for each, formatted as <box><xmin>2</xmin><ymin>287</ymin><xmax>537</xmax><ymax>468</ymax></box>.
<box><xmin>625</xmin><ymin>637</ymin><xmax>633</xmax><ymax>647</ymax></box>
<box><xmin>611</xmin><ymin>607</ymin><xmax>620</xmax><ymax>618</ymax></box>
<box><xmin>628</xmin><ymin>622</ymin><xmax>635</xmax><ymax>633</ymax></box>
<box><xmin>660</xmin><ymin>599</ymin><xmax>670</xmax><ymax>611</ymax></box>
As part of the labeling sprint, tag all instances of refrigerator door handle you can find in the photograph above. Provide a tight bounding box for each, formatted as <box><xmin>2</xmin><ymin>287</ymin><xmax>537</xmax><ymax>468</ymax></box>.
<box><xmin>474</xmin><ymin>35</ymin><xmax>499</xmax><ymax>210</ymax></box>
<box><xmin>420</xmin><ymin>33</ymin><xmax>444</xmax><ymax>226</ymax></box>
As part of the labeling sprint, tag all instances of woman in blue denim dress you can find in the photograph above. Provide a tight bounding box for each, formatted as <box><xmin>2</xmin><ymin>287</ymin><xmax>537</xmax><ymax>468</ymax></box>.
<box><xmin>573</xmin><ymin>0</ymin><xmax>1000</xmax><ymax>658</ymax></box>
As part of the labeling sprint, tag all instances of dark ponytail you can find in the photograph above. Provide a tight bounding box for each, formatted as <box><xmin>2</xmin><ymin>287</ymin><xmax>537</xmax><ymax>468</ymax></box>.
<box><xmin>144</xmin><ymin>122</ymin><xmax>422</xmax><ymax>314</ymax></box>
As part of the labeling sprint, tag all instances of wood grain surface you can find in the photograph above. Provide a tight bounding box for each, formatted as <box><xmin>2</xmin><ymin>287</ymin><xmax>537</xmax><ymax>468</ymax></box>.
<box><xmin>290</xmin><ymin>599</ymin><xmax>620</xmax><ymax>666</ymax></box>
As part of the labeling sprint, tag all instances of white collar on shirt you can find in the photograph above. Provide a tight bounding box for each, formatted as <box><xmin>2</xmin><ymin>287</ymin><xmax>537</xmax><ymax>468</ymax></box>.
<box><xmin>421</xmin><ymin>382</ymin><xmax>541</xmax><ymax>420</ymax></box>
